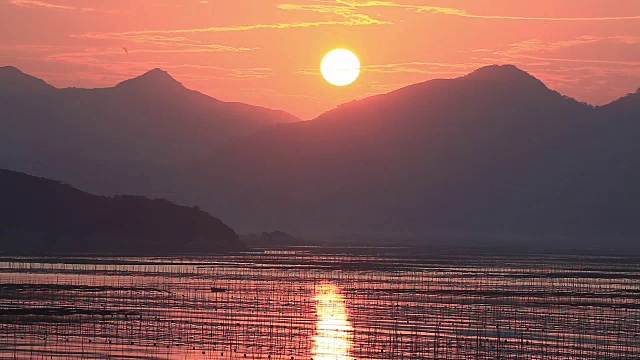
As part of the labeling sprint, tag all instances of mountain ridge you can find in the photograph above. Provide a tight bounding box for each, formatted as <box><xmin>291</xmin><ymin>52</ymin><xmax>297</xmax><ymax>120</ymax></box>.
<box><xmin>2</xmin><ymin>64</ymin><xmax>640</xmax><ymax>250</ymax></box>
<box><xmin>0</xmin><ymin>66</ymin><xmax>55</xmax><ymax>93</ymax></box>
<box><xmin>0</xmin><ymin>168</ymin><xmax>244</xmax><ymax>255</ymax></box>
<box><xmin>187</xmin><ymin>65</ymin><xmax>639</xmax><ymax>250</ymax></box>
<box><xmin>0</xmin><ymin>66</ymin><xmax>301</xmax><ymax>195</ymax></box>
<box><xmin>115</xmin><ymin>68</ymin><xmax>187</xmax><ymax>92</ymax></box>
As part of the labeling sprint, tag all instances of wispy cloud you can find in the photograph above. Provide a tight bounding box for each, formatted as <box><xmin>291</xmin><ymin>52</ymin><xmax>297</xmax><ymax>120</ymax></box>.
<box><xmin>330</xmin><ymin>0</ymin><xmax>467</xmax><ymax>17</ymax></box>
<box><xmin>66</xmin><ymin>32</ymin><xmax>255</xmax><ymax>57</ymax></box>
<box><xmin>298</xmin><ymin>61</ymin><xmax>483</xmax><ymax>76</ymax></box>
<box><xmin>9</xmin><ymin>0</ymin><xmax>96</xmax><ymax>11</ymax></box>
<box><xmin>79</xmin><ymin>21</ymin><xmax>379</xmax><ymax>40</ymax></box>
<box><xmin>159</xmin><ymin>65</ymin><xmax>275</xmax><ymax>80</ymax></box>
<box><xmin>73</xmin><ymin>1</ymin><xmax>640</xmax><ymax>47</ymax></box>
<box><xmin>499</xmin><ymin>55</ymin><xmax>640</xmax><ymax>67</ymax></box>
<box><xmin>77</xmin><ymin>2</ymin><xmax>389</xmax><ymax>42</ymax></box>
<box><xmin>482</xmin><ymin>36</ymin><xmax>640</xmax><ymax>67</ymax></box>
<box><xmin>276</xmin><ymin>2</ymin><xmax>392</xmax><ymax>25</ymax></box>
<box><xmin>44</xmin><ymin>44</ymin><xmax>255</xmax><ymax>68</ymax></box>
<box><xmin>462</xmin><ymin>14</ymin><xmax>640</xmax><ymax>21</ymax></box>
<box><xmin>362</xmin><ymin>61</ymin><xmax>481</xmax><ymax>74</ymax></box>
<box><xmin>129</xmin><ymin>40</ymin><xmax>254</xmax><ymax>54</ymax></box>
<box><xmin>330</xmin><ymin>0</ymin><xmax>640</xmax><ymax>21</ymax></box>
<box><xmin>501</xmin><ymin>36</ymin><xmax>640</xmax><ymax>56</ymax></box>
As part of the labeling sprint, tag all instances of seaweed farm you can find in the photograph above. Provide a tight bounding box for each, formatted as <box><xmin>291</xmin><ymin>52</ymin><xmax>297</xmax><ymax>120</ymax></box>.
<box><xmin>0</xmin><ymin>250</ymin><xmax>639</xmax><ymax>359</ymax></box>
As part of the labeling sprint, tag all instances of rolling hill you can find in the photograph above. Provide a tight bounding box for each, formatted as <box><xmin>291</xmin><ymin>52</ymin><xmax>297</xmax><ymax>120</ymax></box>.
<box><xmin>0</xmin><ymin>168</ymin><xmax>244</xmax><ymax>255</ymax></box>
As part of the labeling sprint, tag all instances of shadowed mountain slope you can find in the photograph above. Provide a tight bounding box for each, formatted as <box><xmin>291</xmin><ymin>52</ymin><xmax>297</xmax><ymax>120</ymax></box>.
<box><xmin>0</xmin><ymin>66</ymin><xmax>55</xmax><ymax>94</ymax></box>
<box><xmin>0</xmin><ymin>67</ymin><xmax>299</xmax><ymax>194</ymax></box>
<box><xmin>0</xmin><ymin>169</ymin><xmax>243</xmax><ymax>255</ymax></box>
<box><xmin>190</xmin><ymin>65</ymin><xmax>640</xmax><ymax>248</ymax></box>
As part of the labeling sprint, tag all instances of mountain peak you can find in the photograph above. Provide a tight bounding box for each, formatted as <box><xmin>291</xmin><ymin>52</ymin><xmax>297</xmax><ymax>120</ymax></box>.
<box><xmin>116</xmin><ymin>68</ymin><xmax>184</xmax><ymax>91</ymax></box>
<box><xmin>463</xmin><ymin>64</ymin><xmax>547</xmax><ymax>89</ymax></box>
<box><xmin>602</xmin><ymin>87</ymin><xmax>640</xmax><ymax>113</ymax></box>
<box><xmin>0</xmin><ymin>66</ymin><xmax>22</xmax><ymax>74</ymax></box>
<box><xmin>0</xmin><ymin>66</ymin><xmax>55</xmax><ymax>93</ymax></box>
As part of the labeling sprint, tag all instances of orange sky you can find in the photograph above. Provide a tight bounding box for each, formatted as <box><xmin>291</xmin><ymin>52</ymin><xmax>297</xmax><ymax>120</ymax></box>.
<box><xmin>1</xmin><ymin>0</ymin><xmax>639</xmax><ymax>119</ymax></box>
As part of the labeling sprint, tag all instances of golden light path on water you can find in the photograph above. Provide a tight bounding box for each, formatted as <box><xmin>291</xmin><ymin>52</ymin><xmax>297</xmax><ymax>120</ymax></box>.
<box><xmin>312</xmin><ymin>283</ymin><xmax>354</xmax><ymax>360</ymax></box>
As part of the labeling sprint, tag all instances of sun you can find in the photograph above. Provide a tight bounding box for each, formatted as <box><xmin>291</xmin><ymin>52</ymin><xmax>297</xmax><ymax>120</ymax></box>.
<box><xmin>321</xmin><ymin>49</ymin><xmax>360</xmax><ymax>87</ymax></box>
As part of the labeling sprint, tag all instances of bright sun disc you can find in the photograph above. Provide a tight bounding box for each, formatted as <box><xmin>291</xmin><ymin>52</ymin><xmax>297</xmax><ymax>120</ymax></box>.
<box><xmin>321</xmin><ymin>49</ymin><xmax>360</xmax><ymax>87</ymax></box>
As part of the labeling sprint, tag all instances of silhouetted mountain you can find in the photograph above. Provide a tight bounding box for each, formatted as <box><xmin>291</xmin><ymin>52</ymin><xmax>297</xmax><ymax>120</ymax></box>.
<box><xmin>600</xmin><ymin>88</ymin><xmax>640</xmax><ymax>118</ymax></box>
<box><xmin>4</xmin><ymin>64</ymin><xmax>640</xmax><ymax>250</ymax></box>
<box><xmin>0</xmin><ymin>66</ymin><xmax>55</xmax><ymax>94</ymax></box>
<box><xmin>0</xmin><ymin>67</ymin><xmax>299</xmax><ymax>195</ymax></box>
<box><xmin>0</xmin><ymin>169</ymin><xmax>243</xmax><ymax>255</ymax></box>
<box><xmin>181</xmin><ymin>65</ymin><xmax>639</xmax><ymax>249</ymax></box>
<box><xmin>115</xmin><ymin>68</ymin><xmax>185</xmax><ymax>91</ymax></box>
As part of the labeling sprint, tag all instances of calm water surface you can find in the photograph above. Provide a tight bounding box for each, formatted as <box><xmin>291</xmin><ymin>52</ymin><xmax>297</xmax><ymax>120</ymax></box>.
<box><xmin>0</xmin><ymin>250</ymin><xmax>639</xmax><ymax>359</ymax></box>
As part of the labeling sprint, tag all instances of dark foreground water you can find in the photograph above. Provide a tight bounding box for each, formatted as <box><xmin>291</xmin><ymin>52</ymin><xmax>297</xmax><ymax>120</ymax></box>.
<box><xmin>0</xmin><ymin>249</ymin><xmax>639</xmax><ymax>359</ymax></box>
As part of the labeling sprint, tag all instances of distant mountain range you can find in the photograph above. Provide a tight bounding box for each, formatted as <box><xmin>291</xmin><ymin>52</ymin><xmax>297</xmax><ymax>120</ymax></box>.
<box><xmin>0</xmin><ymin>66</ymin><xmax>299</xmax><ymax>195</ymax></box>
<box><xmin>2</xmin><ymin>64</ymin><xmax>640</xmax><ymax>249</ymax></box>
<box><xmin>0</xmin><ymin>169</ymin><xmax>243</xmax><ymax>255</ymax></box>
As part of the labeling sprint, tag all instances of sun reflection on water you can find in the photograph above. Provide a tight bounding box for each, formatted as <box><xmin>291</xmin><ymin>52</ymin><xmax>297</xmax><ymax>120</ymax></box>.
<box><xmin>312</xmin><ymin>283</ymin><xmax>354</xmax><ymax>360</ymax></box>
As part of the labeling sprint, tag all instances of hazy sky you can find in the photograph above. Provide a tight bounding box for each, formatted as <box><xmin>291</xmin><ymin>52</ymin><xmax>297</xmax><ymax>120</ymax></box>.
<box><xmin>1</xmin><ymin>0</ymin><xmax>639</xmax><ymax>118</ymax></box>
